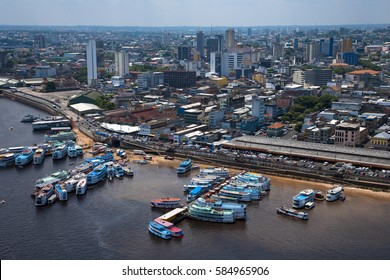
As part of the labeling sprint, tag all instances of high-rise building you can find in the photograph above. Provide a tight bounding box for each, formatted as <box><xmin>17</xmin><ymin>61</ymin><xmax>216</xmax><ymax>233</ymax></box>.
<box><xmin>210</xmin><ymin>51</ymin><xmax>222</xmax><ymax>75</ymax></box>
<box><xmin>115</xmin><ymin>51</ymin><xmax>129</xmax><ymax>77</ymax></box>
<box><xmin>178</xmin><ymin>45</ymin><xmax>192</xmax><ymax>60</ymax></box>
<box><xmin>0</xmin><ymin>51</ymin><xmax>7</xmax><ymax>70</ymax></box>
<box><xmin>247</xmin><ymin>28</ymin><xmax>252</xmax><ymax>36</ymax></box>
<box><xmin>306</xmin><ymin>41</ymin><xmax>321</xmax><ymax>62</ymax></box>
<box><xmin>341</xmin><ymin>38</ymin><xmax>353</xmax><ymax>52</ymax></box>
<box><xmin>225</xmin><ymin>29</ymin><xmax>235</xmax><ymax>50</ymax></box>
<box><xmin>252</xmin><ymin>96</ymin><xmax>265</xmax><ymax>124</ymax></box>
<box><xmin>206</xmin><ymin>38</ymin><xmax>219</xmax><ymax>62</ymax></box>
<box><xmin>86</xmin><ymin>39</ymin><xmax>97</xmax><ymax>86</ymax></box>
<box><xmin>163</xmin><ymin>71</ymin><xmax>196</xmax><ymax>88</ymax></box>
<box><xmin>293</xmin><ymin>69</ymin><xmax>332</xmax><ymax>86</ymax></box>
<box><xmin>342</xmin><ymin>52</ymin><xmax>359</xmax><ymax>66</ymax></box>
<box><xmin>33</xmin><ymin>34</ymin><xmax>46</xmax><ymax>50</ymax></box>
<box><xmin>196</xmin><ymin>31</ymin><xmax>205</xmax><ymax>58</ymax></box>
<box><xmin>216</xmin><ymin>34</ymin><xmax>224</xmax><ymax>51</ymax></box>
<box><xmin>293</xmin><ymin>38</ymin><xmax>299</xmax><ymax>50</ymax></box>
<box><xmin>329</xmin><ymin>37</ymin><xmax>334</xmax><ymax>57</ymax></box>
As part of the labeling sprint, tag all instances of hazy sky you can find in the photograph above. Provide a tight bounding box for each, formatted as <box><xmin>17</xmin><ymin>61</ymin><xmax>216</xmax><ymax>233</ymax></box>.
<box><xmin>1</xmin><ymin>0</ymin><xmax>389</xmax><ymax>27</ymax></box>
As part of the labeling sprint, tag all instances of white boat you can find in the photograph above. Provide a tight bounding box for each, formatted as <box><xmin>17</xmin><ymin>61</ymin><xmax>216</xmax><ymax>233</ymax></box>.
<box><xmin>148</xmin><ymin>221</ymin><xmax>172</xmax><ymax>240</ymax></box>
<box><xmin>62</xmin><ymin>173</ymin><xmax>86</xmax><ymax>192</ymax></box>
<box><xmin>15</xmin><ymin>149</ymin><xmax>34</xmax><ymax>166</ymax></box>
<box><xmin>199</xmin><ymin>167</ymin><xmax>230</xmax><ymax>178</ymax></box>
<box><xmin>0</xmin><ymin>153</ymin><xmax>16</xmax><ymax>167</ymax></box>
<box><xmin>326</xmin><ymin>186</ymin><xmax>344</xmax><ymax>202</ymax></box>
<box><xmin>52</xmin><ymin>144</ymin><xmax>67</xmax><ymax>160</ymax></box>
<box><xmin>276</xmin><ymin>206</ymin><xmax>308</xmax><ymax>220</ymax></box>
<box><xmin>195</xmin><ymin>198</ymin><xmax>247</xmax><ymax>220</ymax></box>
<box><xmin>76</xmin><ymin>179</ymin><xmax>87</xmax><ymax>195</ymax></box>
<box><xmin>292</xmin><ymin>189</ymin><xmax>315</xmax><ymax>209</ymax></box>
<box><xmin>33</xmin><ymin>148</ymin><xmax>45</xmax><ymax>165</ymax></box>
<box><xmin>305</xmin><ymin>201</ymin><xmax>315</xmax><ymax>209</ymax></box>
<box><xmin>67</xmin><ymin>145</ymin><xmax>78</xmax><ymax>158</ymax></box>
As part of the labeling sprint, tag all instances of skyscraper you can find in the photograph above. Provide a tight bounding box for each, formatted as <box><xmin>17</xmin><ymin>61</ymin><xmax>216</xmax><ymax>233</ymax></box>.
<box><xmin>206</xmin><ymin>38</ymin><xmax>219</xmax><ymax>62</ymax></box>
<box><xmin>216</xmin><ymin>34</ymin><xmax>224</xmax><ymax>51</ymax></box>
<box><xmin>225</xmin><ymin>28</ymin><xmax>235</xmax><ymax>50</ymax></box>
<box><xmin>86</xmin><ymin>39</ymin><xmax>97</xmax><ymax>86</ymax></box>
<box><xmin>115</xmin><ymin>51</ymin><xmax>129</xmax><ymax>77</ymax></box>
<box><xmin>341</xmin><ymin>38</ymin><xmax>353</xmax><ymax>52</ymax></box>
<box><xmin>178</xmin><ymin>45</ymin><xmax>192</xmax><ymax>60</ymax></box>
<box><xmin>252</xmin><ymin>96</ymin><xmax>265</xmax><ymax>124</ymax></box>
<box><xmin>196</xmin><ymin>31</ymin><xmax>204</xmax><ymax>58</ymax></box>
<box><xmin>328</xmin><ymin>37</ymin><xmax>334</xmax><ymax>57</ymax></box>
<box><xmin>293</xmin><ymin>38</ymin><xmax>299</xmax><ymax>50</ymax></box>
<box><xmin>247</xmin><ymin>28</ymin><xmax>252</xmax><ymax>36</ymax></box>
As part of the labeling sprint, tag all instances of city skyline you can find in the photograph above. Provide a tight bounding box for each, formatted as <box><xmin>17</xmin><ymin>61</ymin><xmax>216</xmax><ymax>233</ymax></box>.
<box><xmin>0</xmin><ymin>0</ymin><xmax>389</xmax><ymax>27</ymax></box>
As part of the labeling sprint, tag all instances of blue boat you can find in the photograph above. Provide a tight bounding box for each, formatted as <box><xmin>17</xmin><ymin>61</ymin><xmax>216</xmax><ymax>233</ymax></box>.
<box><xmin>113</xmin><ymin>163</ymin><xmax>124</xmax><ymax>178</ymax></box>
<box><xmin>177</xmin><ymin>158</ymin><xmax>192</xmax><ymax>174</ymax></box>
<box><xmin>55</xmin><ymin>183</ymin><xmax>68</xmax><ymax>201</ymax></box>
<box><xmin>223</xmin><ymin>185</ymin><xmax>261</xmax><ymax>200</ymax></box>
<box><xmin>186</xmin><ymin>186</ymin><xmax>204</xmax><ymax>203</ymax></box>
<box><xmin>293</xmin><ymin>189</ymin><xmax>315</xmax><ymax>209</ymax></box>
<box><xmin>52</xmin><ymin>144</ymin><xmax>67</xmax><ymax>160</ymax></box>
<box><xmin>87</xmin><ymin>164</ymin><xmax>107</xmax><ymax>185</ymax></box>
<box><xmin>67</xmin><ymin>145</ymin><xmax>78</xmax><ymax>158</ymax></box>
<box><xmin>15</xmin><ymin>149</ymin><xmax>34</xmax><ymax>166</ymax></box>
<box><xmin>0</xmin><ymin>153</ymin><xmax>16</xmax><ymax>167</ymax></box>
<box><xmin>86</xmin><ymin>152</ymin><xmax>114</xmax><ymax>163</ymax></box>
<box><xmin>148</xmin><ymin>221</ymin><xmax>171</xmax><ymax>240</ymax></box>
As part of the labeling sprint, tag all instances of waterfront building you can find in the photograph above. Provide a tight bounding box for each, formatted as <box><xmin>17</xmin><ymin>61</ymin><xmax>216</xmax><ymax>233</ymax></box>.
<box><xmin>267</xmin><ymin>122</ymin><xmax>284</xmax><ymax>137</ymax></box>
<box><xmin>86</xmin><ymin>39</ymin><xmax>97</xmax><ymax>86</ymax></box>
<box><xmin>334</xmin><ymin>123</ymin><xmax>367</xmax><ymax>147</ymax></box>
<box><xmin>370</xmin><ymin>132</ymin><xmax>390</xmax><ymax>150</ymax></box>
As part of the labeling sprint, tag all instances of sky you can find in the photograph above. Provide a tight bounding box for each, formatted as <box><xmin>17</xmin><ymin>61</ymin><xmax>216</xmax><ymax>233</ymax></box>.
<box><xmin>0</xmin><ymin>0</ymin><xmax>389</xmax><ymax>27</ymax></box>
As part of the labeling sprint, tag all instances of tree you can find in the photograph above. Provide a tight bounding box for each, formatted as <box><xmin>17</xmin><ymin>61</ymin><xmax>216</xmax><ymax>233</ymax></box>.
<box><xmin>45</xmin><ymin>81</ymin><xmax>56</xmax><ymax>92</ymax></box>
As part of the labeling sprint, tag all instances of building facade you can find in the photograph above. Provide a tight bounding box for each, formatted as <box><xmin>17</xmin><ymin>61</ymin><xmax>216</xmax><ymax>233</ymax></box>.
<box><xmin>86</xmin><ymin>39</ymin><xmax>97</xmax><ymax>86</ymax></box>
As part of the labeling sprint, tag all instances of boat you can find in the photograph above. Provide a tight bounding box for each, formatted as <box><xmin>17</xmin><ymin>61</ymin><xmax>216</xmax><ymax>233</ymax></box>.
<box><xmin>199</xmin><ymin>167</ymin><xmax>230</xmax><ymax>178</ymax></box>
<box><xmin>75</xmin><ymin>179</ymin><xmax>87</xmax><ymax>195</ymax></box>
<box><xmin>218</xmin><ymin>188</ymin><xmax>252</xmax><ymax>202</ymax></box>
<box><xmin>196</xmin><ymin>198</ymin><xmax>247</xmax><ymax>220</ymax></box>
<box><xmin>154</xmin><ymin>218</ymin><xmax>183</xmax><ymax>238</ymax></box>
<box><xmin>151</xmin><ymin>197</ymin><xmax>181</xmax><ymax>209</ymax></box>
<box><xmin>276</xmin><ymin>206</ymin><xmax>308</xmax><ymax>220</ymax></box>
<box><xmin>75</xmin><ymin>145</ymin><xmax>84</xmax><ymax>156</ymax></box>
<box><xmin>305</xmin><ymin>201</ymin><xmax>315</xmax><ymax>209</ymax></box>
<box><xmin>326</xmin><ymin>186</ymin><xmax>344</xmax><ymax>202</ymax></box>
<box><xmin>62</xmin><ymin>172</ymin><xmax>86</xmax><ymax>192</ymax></box>
<box><xmin>67</xmin><ymin>145</ymin><xmax>78</xmax><ymax>158</ymax></box>
<box><xmin>55</xmin><ymin>183</ymin><xmax>68</xmax><ymax>201</ymax></box>
<box><xmin>314</xmin><ymin>191</ymin><xmax>326</xmax><ymax>201</ymax></box>
<box><xmin>48</xmin><ymin>194</ymin><xmax>57</xmax><ymax>204</ymax></box>
<box><xmin>122</xmin><ymin>166</ymin><xmax>134</xmax><ymax>176</ymax></box>
<box><xmin>186</xmin><ymin>186</ymin><xmax>205</xmax><ymax>203</ymax></box>
<box><xmin>33</xmin><ymin>148</ymin><xmax>45</xmax><ymax>165</ymax></box>
<box><xmin>148</xmin><ymin>221</ymin><xmax>172</xmax><ymax>240</ymax></box>
<box><xmin>21</xmin><ymin>114</ymin><xmax>39</xmax><ymax>123</ymax></box>
<box><xmin>106</xmin><ymin>163</ymin><xmax>115</xmax><ymax>181</ymax></box>
<box><xmin>0</xmin><ymin>153</ymin><xmax>16</xmax><ymax>167</ymax></box>
<box><xmin>177</xmin><ymin>158</ymin><xmax>192</xmax><ymax>174</ymax></box>
<box><xmin>242</xmin><ymin>172</ymin><xmax>271</xmax><ymax>191</ymax></box>
<box><xmin>222</xmin><ymin>185</ymin><xmax>261</xmax><ymax>200</ymax></box>
<box><xmin>15</xmin><ymin>149</ymin><xmax>34</xmax><ymax>166</ymax></box>
<box><xmin>187</xmin><ymin>202</ymin><xmax>235</xmax><ymax>223</ymax></box>
<box><xmin>44</xmin><ymin>131</ymin><xmax>76</xmax><ymax>143</ymax></box>
<box><xmin>52</xmin><ymin>144</ymin><xmax>67</xmax><ymax>160</ymax></box>
<box><xmin>86</xmin><ymin>164</ymin><xmax>107</xmax><ymax>185</ymax></box>
<box><xmin>113</xmin><ymin>163</ymin><xmax>124</xmax><ymax>178</ymax></box>
<box><xmin>32</xmin><ymin>119</ymin><xmax>71</xmax><ymax>130</ymax></box>
<box><xmin>69</xmin><ymin>162</ymin><xmax>93</xmax><ymax>176</ymax></box>
<box><xmin>51</xmin><ymin>170</ymin><xmax>69</xmax><ymax>181</ymax></box>
<box><xmin>35</xmin><ymin>184</ymin><xmax>55</xmax><ymax>206</ymax></box>
<box><xmin>339</xmin><ymin>194</ymin><xmax>346</xmax><ymax>201</ymax></box>
<box><xmin>292</xmin><ymin>189</ymin><xmax>315</xmax><ymax>209</ymax></box>
<box><xmin>35</xmin><ymin>176</ymin><xmax>61</xmax><ymax>189</ymax></box>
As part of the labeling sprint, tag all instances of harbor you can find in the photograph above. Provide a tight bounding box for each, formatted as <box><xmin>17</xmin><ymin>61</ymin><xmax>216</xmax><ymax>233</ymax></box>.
<box><xmin>1</xmin><ymin>97</ymin><xmax>390</xmax><ymax>259</ymax></box>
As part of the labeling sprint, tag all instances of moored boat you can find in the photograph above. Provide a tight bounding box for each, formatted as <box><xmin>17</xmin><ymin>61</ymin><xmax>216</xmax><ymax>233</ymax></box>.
<box><xmin>35</xmin><ymin>184</ymin><xmax>55</xmax><ymax>206</ymax></box>
<box><xmin>75</xmin><ymin>179</ymin><xmax>87</xmax><ymax>195</ymax></box>
<box><xmin>315</xmin><ymin>191</ymin><xmax>326</xmax><ymax>201</ymax></box>
<box><xmin>55</xmin><ymin>183</ymin><xmax>68</xmax><ymax>201</ymax></box>
<box><xmin>305</xmin><ymin>201</ymin><xmax>315</xmax><ymax>209</ymax></box>
<box><xmin>199</xmin><ymin>167</ymin><xmax>230</xmax><ymax>178</ymax></box>
<box><xmin>148</xmin><ymin>221</ymin><xmax>172</xmax><ymax>240</ymax></box>
<box><xmin>113</xmin><ymin>163</ymin><xmax>124</xmax><ymax>178</ymax></box>
<box><xmin>67</xmin><ymin>145</ymin><xmax>78</xmax><ymax>158</ymax></box>
<box><xmin>62</xmin><ymin>172</ymin><xmax>86</xmax><ymax>192</ymax></box>
<box><xmin>154</xmin><ymin>218</ymin><xmax>183</xmax><ymax>238</ymax></box>
<box><xmin>44</xmin><ymin>131</ymin><xmax>76</xmax><ymax>143</ymax></box>
<box><xmin>0</xmin><ymin>153</ymin><xmax>16</xmax><ymax>167</ymax></box>
<box><xmin>122</xmin><ymin>166</ymin><xmax>134</xmax><ymax>176</ymax></box>
<box><xmin>86</xmin><ymin>164</ymin><xmax>107</xmax><ymax>185</ymax></box>
<box><xmin>276</xmin><ymin>206</ymin><xmax>308</xmax><ymax>220</ymax></box>
<box><xmin>177</xmin><ymin>158</ymin><xmax>192</xmax><ymax>174</ymax></box>
<box><xmin>21</xmin><ymin>114</ymin><xmax>39</xmax><ymax>123</ymax></box>
<box><xmin>52</xmin><ymin>144</ymin><xmax>67</xmax><ymax>160</ymax></box>
<box><xmin>151</xmin><ymin>197</ymin><xmax>181</xmax><ymax>208</ymax></box>
<box><xmin>196</xmin><ymin>198</ymin><xmax>247</xmax><ymax>220</ymax></box>
<box><xmin>293</xmin><ymin>189</ymin><xmax>315</xmax><ymax>209</ymax></box>
<box><xmin>187</xmin><ymin>202</ymin><xmax>235</xmax><ymax>223</ymax></box>
<box><xmin>15</xmin><ymin>149</ymin><xmax>34</xmax><ymax>166</ymax></box>
<box><xmin>33</xmin><ymin>148</ymin><xmax>45</xmax><ymax>165</ymax></box>
<box><xmin>326</xmin><ymin>186</ymin><xmax>344</xmax><ymax>202</ymax></box>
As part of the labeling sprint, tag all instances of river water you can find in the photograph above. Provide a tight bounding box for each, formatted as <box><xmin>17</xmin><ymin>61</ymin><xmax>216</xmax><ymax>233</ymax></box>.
<box><xmin>0</xmin><ymin>97</ymin><xmax>389</xmax><ymax>260</ymax></box>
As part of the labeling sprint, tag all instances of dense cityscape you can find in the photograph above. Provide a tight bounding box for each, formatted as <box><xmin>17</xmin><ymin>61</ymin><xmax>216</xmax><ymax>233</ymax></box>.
<box><xmin>1</xmin><ymin>22</ymin><xmax>390</xmax><ymax>267</ymax></box>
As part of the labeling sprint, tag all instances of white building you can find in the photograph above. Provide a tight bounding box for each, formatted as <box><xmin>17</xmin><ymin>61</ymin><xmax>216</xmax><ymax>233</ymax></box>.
<box><xmin>35</xmin><ymin>66</ymin><xmax>56</xmax><ymax>78</ymax></box>
<box><xmin>251</xmin><ymin>96</ymin><xmax>265</xmax><ymax>124</ymax></box>
<box><xmin>115</xmin><ymin>51</ymin><xmax>129</xmax><ymax>77</ymax></box>
<box><xmin>86</xmin><ymin>40</ymin><xmax>97</xmax><ymax>86</ymax></box>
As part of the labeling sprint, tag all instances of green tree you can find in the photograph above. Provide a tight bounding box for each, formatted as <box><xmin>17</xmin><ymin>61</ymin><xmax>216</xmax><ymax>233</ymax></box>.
<box><xmin>72</xmin><ymin>67</ymin><xmax>88</xmax><ymax>84</ymax></box>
